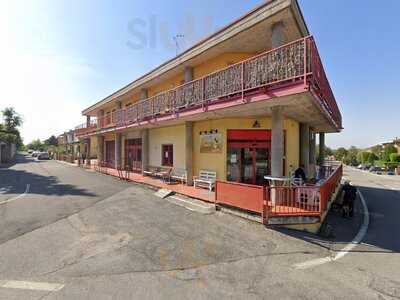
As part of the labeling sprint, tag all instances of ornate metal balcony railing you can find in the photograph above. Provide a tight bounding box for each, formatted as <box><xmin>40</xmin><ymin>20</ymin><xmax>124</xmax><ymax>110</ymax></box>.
<box><xmin>81</xmin><ymin>36</ymin><xmax>341</xmax><ymax>135</ymax></box>
<box><xmin>74</xmin><ymin>119</ymin><xmax>97</xmax><ymax>136</ymax></box>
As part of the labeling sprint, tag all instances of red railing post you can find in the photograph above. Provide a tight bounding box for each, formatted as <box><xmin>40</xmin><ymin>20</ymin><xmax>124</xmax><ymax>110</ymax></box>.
<box><xmin>202</xmin><ymin>77</ymin><xmax>205</xmax><ymax>110</ymax></box>
<box><xmin>303</xmin><ymin>37</ymin><xmax>308</xmax><ymax>86</ymax></box>
<box><xmin>241</xmin><ymin>62</ymin><xmax>245</xmax><ymax>100</ymax></box>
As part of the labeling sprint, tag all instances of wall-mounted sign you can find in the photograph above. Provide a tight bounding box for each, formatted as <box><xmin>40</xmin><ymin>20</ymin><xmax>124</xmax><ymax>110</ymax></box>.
<box><xmin>200</xmin><ymin>132</ymin><xmax>222</xmax><ymax>153</ymax></box>
<box><xmin>252</xmin><ymin>120</ymin><xmax>261</xmax><ymax>128</ymax></box>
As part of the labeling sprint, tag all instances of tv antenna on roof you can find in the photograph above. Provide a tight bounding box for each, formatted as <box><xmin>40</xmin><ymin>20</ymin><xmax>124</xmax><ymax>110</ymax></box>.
<box><xmin>173</xmin><ymin>34</ymin><xmax>185</xmax><ymax>56</ymax></box>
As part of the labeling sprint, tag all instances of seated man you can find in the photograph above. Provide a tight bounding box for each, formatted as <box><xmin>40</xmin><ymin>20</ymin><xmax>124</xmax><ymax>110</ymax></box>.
<box><xmin>294</xmin><ymin>164</ymin><xmax>307</xmax><ymax>183</ymax></box>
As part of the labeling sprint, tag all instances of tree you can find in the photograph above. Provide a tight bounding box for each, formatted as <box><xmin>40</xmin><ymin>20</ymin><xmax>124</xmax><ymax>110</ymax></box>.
<box><xmin>334</xmin><ymin>147</ymin><xmax>348</xmax><ymax>161</ymax></box>
<box><xmin>368</xmin><ymin>153</ymin><xmax>378</xmax><ymax>165</ymax></box>
<box><xmin>44</xmin><ymin>135</ymin><xmax>58</xmax><ymax>146</ymax></box>
<box><xmin>27</xmin><ymin>139</ymin><xmax>44</xmax><ymax>151</ymax></box>
<box><xmin>390</xmin><ymin>153</ymin><xmax>400</xmax><ymax>163</ymax></box>
<box><xmin>382</xmin><ymin>144</ymin><xmax>397</xmax><ymax>162</ymax></box>
<box><xmin>371</xmin><ymin>145</ymin><xmax>384</xmax><ymax>160</ymax></box>
<box><xmin>1</xmin><ymin>107</ymin><xmax>23</xmax><ymax>149</ymax></box>
<box><xmin>2</xmin><ymin>107</ymin><xmax>22</xmax><ymax>131</ymax></box>
<box><xmin>325</xmin><ymin>146</ymin><xmax>334</xmax><ymax>157</ymax></box>
<box><xmin>357</xmin><ymin>151</ymin><xmax>372</xmax><ymax>165</ymax></box>
<box><xmin>342</xmin><ymin>146</ymin><xmax>359</xmax><ymax>166</ymax></box>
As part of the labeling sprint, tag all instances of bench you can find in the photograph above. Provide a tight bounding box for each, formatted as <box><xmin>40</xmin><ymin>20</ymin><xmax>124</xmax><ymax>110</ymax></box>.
<box><xmin>155</xmin><ymin>167</ymin><xmax>172</xmax><ymax>183</ymax></box>
<box><xmin>171</xmin><ymin>168</ymin><xmax>187</xmax><ymax>184</ymax></box>
<box><xmin>143</xmin><ymin>166</ymin><xmax>172</xmax><ymax>183</ymax></box>
<box><xmin>194</xmin><ymin>170</ymin><xmax>216</xmax><ymax>191</ymax></box>
<box><xmin>143</xmin><ymin>165</ymin><xmax>160</xmax><ymax>177</ymax></box>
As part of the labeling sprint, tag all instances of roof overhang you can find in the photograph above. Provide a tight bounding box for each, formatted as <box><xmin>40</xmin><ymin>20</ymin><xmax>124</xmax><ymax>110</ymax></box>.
<box><xmin>82</xmin><ymin>0</ymin><xmax>309</xmax><ymax>116</ymax></box>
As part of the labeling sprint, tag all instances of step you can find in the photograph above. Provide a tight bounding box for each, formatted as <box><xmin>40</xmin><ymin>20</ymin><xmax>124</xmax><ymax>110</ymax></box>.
<box><xmin>165</xmin><ymin>194</ymin><xmax>215</xmax><ymax>214</ymax></box>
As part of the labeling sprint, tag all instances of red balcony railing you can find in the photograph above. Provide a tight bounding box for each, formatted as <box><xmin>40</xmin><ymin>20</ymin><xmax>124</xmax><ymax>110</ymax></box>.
<box><xmin>74</xmin><ymin>119</ymin><xmax>97</xmax><ymax>136</ymax></box>
<box><xmin>89</xmin><ymin>36</ymin><xmax>341</xmax><ymax>134</ymax></box>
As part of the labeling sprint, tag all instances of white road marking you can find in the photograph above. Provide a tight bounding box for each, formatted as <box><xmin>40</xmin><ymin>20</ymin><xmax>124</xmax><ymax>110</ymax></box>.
<box><xmin>0</xmin><ymin>184</ymin><xmax>30</xmax><ymax>205</ymax></box>
<box><xmin>0</xmin><ymin>280</ymin><xmax>64</xmax><ymax>292</ymax></box>
<box><xmin>0</xmin><ymin>186</ymin><xmax>12</xmax><ymax>194</ymax></box>
<box><xmin>293</xmin><ymin>189</ymin><xmax>369</xmax><ymax>270</ymax></box>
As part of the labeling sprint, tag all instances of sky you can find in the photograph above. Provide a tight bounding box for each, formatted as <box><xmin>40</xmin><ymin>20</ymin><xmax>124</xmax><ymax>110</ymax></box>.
<box><xmin>0</xmin><ymin>0</ymin><xmax>399</xmax><ymax>149</ymax></box>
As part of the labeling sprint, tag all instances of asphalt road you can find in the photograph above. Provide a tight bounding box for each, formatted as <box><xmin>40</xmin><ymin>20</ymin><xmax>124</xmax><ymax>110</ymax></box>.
<box><xmin>0</xmin><ymin>156</ymin><xmax>398</xmax><ymax>299</ymax></box>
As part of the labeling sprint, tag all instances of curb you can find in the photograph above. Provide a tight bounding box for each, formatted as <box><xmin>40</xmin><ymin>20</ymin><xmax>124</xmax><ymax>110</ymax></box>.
<box><xmin>166</xmin><ymin>195</ymin><xmax>215</xmax><ymax>215</ymax></box>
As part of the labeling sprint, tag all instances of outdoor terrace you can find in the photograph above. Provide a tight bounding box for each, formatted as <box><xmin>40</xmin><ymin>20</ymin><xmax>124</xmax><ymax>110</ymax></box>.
<box><xmin>65</xmin><ymin>156</ymin><xmax>342</xmax><ymax>225</ymax></box>
<box><xmin>75</xmin><ymin>36</ymin><xmax>341</xmax><ymax>137</ymax></box>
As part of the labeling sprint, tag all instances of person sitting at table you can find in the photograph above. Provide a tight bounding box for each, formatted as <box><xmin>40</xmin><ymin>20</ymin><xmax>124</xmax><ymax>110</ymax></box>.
<box><xmin>294</xmin><ymin>164</ymin><xmax>307</xmax><ymax>183</ymax></box>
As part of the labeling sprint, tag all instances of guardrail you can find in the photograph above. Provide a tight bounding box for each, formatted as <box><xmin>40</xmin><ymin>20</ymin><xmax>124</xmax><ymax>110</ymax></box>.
<box><xmin>86</xmin><ymin>36</ymin><xmax>341</xmax><ymax>134</ymax></box>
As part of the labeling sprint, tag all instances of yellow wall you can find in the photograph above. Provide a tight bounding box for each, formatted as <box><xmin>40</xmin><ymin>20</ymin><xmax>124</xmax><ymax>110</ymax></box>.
<box><xmin>95</xmin><ymin>117</ymin><xmax>299</xmax><ymax>181</ymax></box>
<box><xmin>193</xmin><ymin>52</ymin><xmax>255</xmax><ymax>79</ymax></box>
<box><xmin>192</xmin><ymin>118</ymin><xmax>299</xmax><ymax>181</ymax></box>
<box><xmin>149</xmin><ymin>125</ymin><xmax>186</xmax><ymax>168</ymax></box>
<box><xmin>148</xmin><ymin>73</ymin><xmax>184</xmax><ymax>97</ymax></box>
<box><xmin>99</xmin><ymin>52</ymin><xmax>256</xmax><ymax>114</ymax></box>
<box><xmin>89</xmin><ymin>136</ymin><xmax>98</xmax><ymax>158</ymax></box>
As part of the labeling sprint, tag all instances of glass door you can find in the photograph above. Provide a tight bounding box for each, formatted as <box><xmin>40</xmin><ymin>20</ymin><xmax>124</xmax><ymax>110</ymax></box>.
<box><xmin>243</xmin><ymin>148</ymin><xmax>254</xmax><ymax>184</ymax></box>
<box><xmin>227</xmin><ymin>148</ymin><xmax>241</xmax><ymax>182</ymax></box>
<box><xmin>227</xmin><ymin>130</ymin><xmax>272</xmax><ymax>186</ymax></box>
<box><xmin>255</xmin><ymin>148</ymin><xmax>269</xmax><ymax>185</ymax></box>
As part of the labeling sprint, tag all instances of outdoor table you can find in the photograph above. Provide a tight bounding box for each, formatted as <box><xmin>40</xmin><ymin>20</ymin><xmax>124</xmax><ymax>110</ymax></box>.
<box><xmin>264</xmin><ymin>176</ymin><xmax>292</xmax><ymax>205</ymax></box>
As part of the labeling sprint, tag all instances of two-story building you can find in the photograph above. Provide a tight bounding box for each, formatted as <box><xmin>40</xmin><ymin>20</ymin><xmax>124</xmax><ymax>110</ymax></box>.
<box><xmin>75</xmin><ymin>0</ymin><xmax>343</xmax><ymax>228</ymax></box>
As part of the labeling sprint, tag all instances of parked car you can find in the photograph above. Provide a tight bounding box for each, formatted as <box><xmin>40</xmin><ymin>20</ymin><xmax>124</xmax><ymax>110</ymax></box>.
<box><xmin>31</xmin><ymin>151</ymin><xmax>40</xmax><ymax>157</ymax></box>
<box><xmin>387</xmin><ymin>171</ymin><xmax>395</xmax><ymax>176</ymax></box>
<box><xmin>37</xmin><ymin>152</ymin><xmax>50</xmax><ymax>160</ymax></box>
<box><xmin>27</xmin><ymin>149</ymin><xmax>34</xmax><ymax>154</ymax></box>
<box><xmin>369</xmin><ymin>166</ymin><xmax>384</xmax><ymax>174</ymax></box>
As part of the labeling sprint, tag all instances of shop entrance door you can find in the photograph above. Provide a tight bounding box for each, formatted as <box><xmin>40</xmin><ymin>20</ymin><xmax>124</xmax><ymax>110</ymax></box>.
<box><xmin>227</xmin><ymin>130</ymin><xmax>271</xmax><ymax>185</ymax></box>
<box><xmin>125</xmin><ymin>138</ymin><xmax>142</xmax><ymax>172</ymax></box>
<box><xmin>105</xmin><ymin>141</ymin><xmax>115</xmax><ymax>167</ymax></box>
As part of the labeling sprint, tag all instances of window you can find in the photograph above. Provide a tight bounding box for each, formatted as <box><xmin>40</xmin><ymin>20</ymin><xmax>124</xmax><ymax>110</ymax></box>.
<box><xmin>162</xmin><ymin>144</ymin><xmax>173</xmax><ymax>166</ymax></box>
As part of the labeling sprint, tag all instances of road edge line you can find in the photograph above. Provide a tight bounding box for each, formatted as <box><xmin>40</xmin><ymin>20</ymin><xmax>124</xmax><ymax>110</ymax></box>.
<box><xmin>0</xmin><ymin>184</ymin><xmax>30</xmax><ymax>205</ymax></box>
<box><xmin>293</xmin><ymin>188</ymin><xmax>369</xmax><ymax>270</ymax></box>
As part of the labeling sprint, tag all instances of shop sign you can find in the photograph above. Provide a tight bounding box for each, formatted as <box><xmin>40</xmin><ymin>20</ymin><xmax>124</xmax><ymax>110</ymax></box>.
<box><xmin>200</xmin><ymin>133</ymin><xmax>222</xmax><ymax>153</ymax></box>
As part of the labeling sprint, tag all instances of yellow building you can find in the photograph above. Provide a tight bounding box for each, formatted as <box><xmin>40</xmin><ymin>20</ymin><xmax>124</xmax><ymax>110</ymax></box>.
<box><xmin>75</xmin><ymin>0</ymin><xmax>343</xmax><ymax>227</ymax></box>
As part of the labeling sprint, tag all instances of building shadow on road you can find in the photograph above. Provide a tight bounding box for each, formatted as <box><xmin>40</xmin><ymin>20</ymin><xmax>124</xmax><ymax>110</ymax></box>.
<box><xmin>273</xmin><ymin>185</ymin><xmax>400</xmax><ymax>255</ymax></box>
<box><xmin>0</xmin><ymin>156</ymin><xmax>96</xmax><ymax>198</ymax></box>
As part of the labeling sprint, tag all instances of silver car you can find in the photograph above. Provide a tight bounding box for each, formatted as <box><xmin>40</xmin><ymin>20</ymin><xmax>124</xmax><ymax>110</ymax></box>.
<box><xmin>37</xmin><ymin>152</ymin><xmax>50</xmax><ymax>160</ymax></box>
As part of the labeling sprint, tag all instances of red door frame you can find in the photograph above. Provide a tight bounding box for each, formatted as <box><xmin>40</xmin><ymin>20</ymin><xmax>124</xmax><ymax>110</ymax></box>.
<box><xmin>227</xmin><ymin>129</ymin><xmax>286</xmax><ymax>185</ymax></box>
<box><xmin>105</xmin><ymin>141</ymin><xmax>115</xmax><ymax>167</ymax></box>
<box><xmin>125</xmin><ymin>138</ymin><xmax>142</xmax><ymax>172</ymax></box>
<box><xmin>162</xmin><ymin>144</ymin><xmax>173</xmax><ymax>167</ymax></box>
